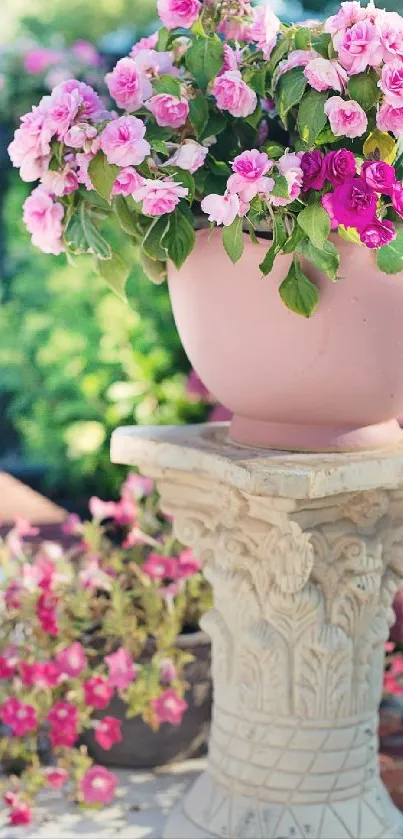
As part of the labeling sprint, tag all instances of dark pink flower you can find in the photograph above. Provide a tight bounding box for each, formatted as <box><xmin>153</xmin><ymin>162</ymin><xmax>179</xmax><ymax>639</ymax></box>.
<box><xmin>142</xmin><ymin>553</ymin><xmax>176</xmax><ymax>581</ymax></box>
<box><xmin>392</xmin><ymin>182</ymin><xmax>403</xmax><ymax>218</ymax></box>
<box><xmin>151</xmin><ymin>689</ymin><xmax>188</xmax><ymax>725</ymax></box>
<box><xmin>19</xmin><ymin>661</ymin><xmax>60</xmax><ymax>687</ymax></box>
<box><xmin>384</xmin><ymin>656</ymin><xmax>403</xmax><ymax>695</ymax></box>
<box><xmin>45</xmin><ymin>768</ymin><xmax>69</xmax><ymax>789</ymax></box>
<box><xmin>84</xmin><ymin>676</ymin><xmax>114</xmax><ymax>709</ymax></box>
<box><xmin>301</xmin><ymin>150</ymin><xmax>326</xmax><ymax>191</ymax></box>
<box><xmin>322</xmin><ymin>178</ymin><xmax>377</xmax><ymax>232</ymax></box>
<box><xmin>94</xmin><ymin>716</ymin><xmax>123</xmax><ymax>750</ymax></box>
<box><xmin>47</xmin><ymin>700</ymin><xmax>78</xmax><ymax>728</ymax></box>
<box><xmin>80</xmin><ymin>766</ymin><xmax>117</xmax><ymax>805</ymax></box>
<box><xmin>361</xmin><ymin>160</ymin><xmax>396</xmax><ymax>194</ymax></box>
<box><xmin>62</xmin><ymin>513</ymin><xmax>82</xmax><ymax>535</ymax></box>
<box><xmin>49</xmin><ymin>725</ymin><xmax>78</xmax><ymax>748</ymax></box>
<box><xmin>0</xmin><ymin>656</ymin><xmax>16</xmax><ymax>679</ymax></box>
<box><xmin>174</xmin><ymin>548</ymin><xmax>202</xmax><ymax>579</ymax></box>
<box><xmin>324</xmin><ymin>149</ymin><xmax>356</xmax><ymax>186</ymax></box>
<box><xmin>56</xmin><ymin>642</ymin><xmax>87</xmax><ymax>678</ymax></box>
<box><xmin>9</xmin><ymin>804</ymin><xmax>32</xmax><ymax>825</ymax></box>
<box><xmin>89</xmin><ymin>496</ymin><xmax>118</xmax><ymax>521</ymax></box>
<box><xmin>360</xmin><ymin>218</ymin><xmax>396</xmax><ymax>249</ymax></box>
<box><xmin>4</xmin><ymin>580</ymin><xmax>24</xmax><ymax>610</ymax></box>
<box><xmin>36</xmin><ymin>591</ymin><xmax>60</xmax><ymax>636</ymax></box>
<box><xmin>0</xmin><ymin>698</ymin><xmax>37</xmax><ymax>736</ymax></box>
<box><xmin>105</xmin><ymin>648</ymin><xmax>137</xmax><ymax>691</ymax></box>
<box><xmin>122</xmin><ymin>473</ymin><xmax>153</xmax><ymax>500</ymax></box>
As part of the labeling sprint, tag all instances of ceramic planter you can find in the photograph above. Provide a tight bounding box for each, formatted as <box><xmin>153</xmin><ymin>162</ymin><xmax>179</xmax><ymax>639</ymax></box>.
<box><xmin>168</xmin><ymin>229</ymin><xmax>403</xmax><ymax>452</ymax></box>
<box><xmin>83</xmin><ymin>631</ymin><xmax>211</xmax><ymax>769</ymax></box>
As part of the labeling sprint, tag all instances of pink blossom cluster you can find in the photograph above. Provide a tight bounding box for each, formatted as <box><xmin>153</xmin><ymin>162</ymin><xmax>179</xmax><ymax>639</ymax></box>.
<box><xmin>300</xmin><ymin>146</ymin><xmax>403</xmax><ymax>248</ymax></box>
<box><xmin>201</xmin><ymin>149</ymin><xmax>304</xmax><ymax>226</ymax></box>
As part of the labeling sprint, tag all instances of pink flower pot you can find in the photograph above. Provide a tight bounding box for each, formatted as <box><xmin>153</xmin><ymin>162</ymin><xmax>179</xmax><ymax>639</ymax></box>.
<box><xmin>168</xmin><ymin>229</ymin><xmax>403</xmax><ymax>451</ymax></box>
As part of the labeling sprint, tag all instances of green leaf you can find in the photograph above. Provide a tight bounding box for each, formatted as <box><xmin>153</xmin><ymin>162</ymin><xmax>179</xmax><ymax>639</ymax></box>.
<box><xmin>152</xmin><ymin>74</ymin><xmax>182</xmax><ymax>96</ymax></box>
<box><xmin>208</xmin><ymin>157</ymin><xmax>231</xmax><ymax>177</ymax></box>
<box><xmin>310</xmin><ymin>32</ymin><xmax>332</xmax><ymax>58</ymax></box>
<box><xmin>203</xmin><ymin>172</ymin><xmax>227</xmax><ymax>196</ymax></box>
<box><xmin>298</xmin><ymin>90</ymin><xmax>329</xmax><ymax>147</ymax></box>
<box><xmin>243</xmin><ymin>66</ymin><xmax>267</xmax><ymax>96</ymax></box>
<box><xmin>297</xmin><ymin>237</ymin><xmax>340</xmax><ymax>281</ymax></box>
<box><xmin>150</xmin><ymin>139</ymin><xmax>169</xmax><ymax>156</ymax></box>
<box><xmin>297</xmin><ymin>204</ymin><xmax>331</xmax><ymax>249</ymax></box>
<box><xmin>276</xmin><ymin>67</ymin><xmax>307</xmax><ymax>119</ymax></box>
<box><xmin>189</xmin><ymin>95</ymin><xmax>209</xmax><ymax>137</ymax></box>
<box><xmin>262</xmin><ymin>143</ymin><xmax>285</xmax><ymax>160</ymax></box>
<box><xmin>222</xmin><ymin>217</ymin><xmax>244</xmax><ymax>264</ymax></box>
<box><xmin>185</xmin><ymin>36</ymin><xmax>224</xmax><ymax>91</ymax></box>
<box><xmin>139</xmin><ymin>252</ymin><xmax>167</xmax><ymax>285</ymax></box>
<box><xmin>268</xmin><ymin>37</ymin><xmax>289</xmax><ymax>74</ymax></box>
<box><xmin>146</xmin><ymin>123</ymin><xmax>174</xmax><ymax>143</ymax></box>
<box><xmin>259</xmin><ymin>216</ymin><xmax>287</xmax><ymax>275</ymax></box>
<box><xmin>271</xmin><ymin>174</ymin><xmax>290</xmax><ymax>200</ymax></box>
<box><xmin>97</xmin><ymin>251</ymin><xmax>130</xmax><ymax>301</ymax></box>
<box><xmin>143</xmin><ymin>216</ymin><xmax>170</xmax><ymax>261</ymax></box>
<box><xmin>294</xmin><ymin>27</ymin><xmax>311</xmax><ymax>51</ymax></box>
<box><xmin>279</xmin><ymin>257</ymin><xmax>319</xmax><ymax>317</ymax></box>
<box><xmin>199</xmin><ymin>111</ymin><xmax>227</xmax><ymax>142</ymax></box>
<box><xmin>169</xmin><ymin>168</ymin><xmax>195</xmax><ymax>203</ymax></box>
<box><xmin>113</xmin><ymin>195</ymin><xmax>140</xmax><ymax>237</ymax></box>
<box><xmin>348</xmin><ymin>70</ymin><xmax>380</xmax><ymax>111</ymax></box>
<box><xmin>65</xmin><ymin>205</ymin><xmax>112</xmax><ymax>259</ymax></box>
<box><xmin>165</xmin><ymin>208</ymin><xmax>196</xmax><ymax>269</ymax></box>
<box><xmin>245</xmin><ymin>102</ymin><xmax>263</xmax><ymax>129</ymax></box>
<box><xmin>314</xmin><ymin>126</ymin><xmax>339</xmax><ymax>146</ymax></box>
<box><xmin>282</xmin><ymin>223</ymin><xmax>305</xmax><ymax>253</ymax></box>
<box><xmin>157</xmin><ymin>27</ymin><xmax>170</xmax><ymax>52</ymax></box>
<box><xmin>377</xmin><ymin>229</ymin><xmax>403</xmax><ymax>274</ymax></box>
<box><xmin>88</xmin><ymin>151</ymin><xmax>119</xmax><ymax>202</ymax></box>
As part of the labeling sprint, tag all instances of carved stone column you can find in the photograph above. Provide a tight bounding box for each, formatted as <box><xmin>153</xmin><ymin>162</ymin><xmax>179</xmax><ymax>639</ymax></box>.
<box><xmin>111</xmin><ymin>424</ymin><xmax>403</xmax><ymax>839</ymax></box>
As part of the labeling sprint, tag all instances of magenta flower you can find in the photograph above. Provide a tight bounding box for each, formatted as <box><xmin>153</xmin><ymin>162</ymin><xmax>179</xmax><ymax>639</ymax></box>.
<box><xmin>142</xmin><ymin>553</ymin><xmax>177</xmax><ymax>581</ymax></box>
<box><xmin>46</xmin><ymin>87</ymin><xmax>80</xmax><ymax>140</ymax></box>
<box><xmin>45</xmin><ymin>768</ymin><xmax>69</xmax><ymax>789</ymax></box>
<box><xmin>55</xmin><ymin>80</ymin><xmax>109</xmax><ymax>122</ymax></box>
<box><xmin>94</xmin><ymin>716</ymin><xmax>123</xmax><ymax>750</ymax></box>
<box><xmin>151</xmin><ymin>688</ymin><xmax>188</xmax><ymax>726</ymax></box>
<box><xmin>157</xmin><ymin>0</ymin><xmax>201</xmax><ymax>30</ymax></box>
<box><xmin>322</xmin><ymin>178</ymin><xmax>377</xmax><ymax>232</ymax></box>
<box><xmin>360</xmin><ymin>218</ymin><xmax>396</xmax><ymax>249</ymax></box>
<box><xmin>8</xmin><ymin>103</ymin><xmax>52</xmax><ymax>182</ymax></box>
<box><xmin>0</xmin><ymin>656</ymin><xmax>16</xmax><ymax>680</ymax></box>
<box><xmin>83</xmin><ymin>675</ymin><xmax>114</xmax><ymax>709</ymax></box>
<box><xmin>47</xmin><ymin>701</ymin><xmax>79</xmax><ymax>747</ymax></box>
<box><xmin>89</xmin><ymin>496</ymin><xmax>118</xmax><ymax>521</ymax></box>
<box><xmin>23</xmin><ymin>47</ymin><xmax>63</xmax><ymax>74</ymax></box>
<box><xmin>105</xmin><ymin>648</ymin><xmax>137</xmax><ymax>691</ymax></box>
<box><xmin>392</xmin><ymin>182</ymin><xmax>403</xmax><ymax>218</ymax></box>
<box><xmin>0</xmin><ymin>698</ymin><xmax>37</xmax><ymax>736</ymax></box>
<box><xmin>174</xmin><ymin>548</ymin><xmax>202</xmax><ymax>579</ymax></box>
<box><xmin>71</xmin><ymin>40</ymin><xmax>101</xmax><ymax>68</ymax></box>
<box><xmin>300</xmin><ymin>150</ymin><xmax>326</xmax><ymax>191</ymax></box>
<box><xmin>146</xmin><ymin>94</ymin><xmax>189</xmax><ymax>129</ymax></box>
<box><xmin>361</xmin><ymin>160</ymin><xmax>396</xmax><ymax>194</ymax></box>
<box><xmin>100</xmin><ymin>116</ymin><xmax>150</xmax><ymax>168</ymax></box>
<box><xmin>36</xmin><ymin>591</ymin><xmax>60</xmax><ymax>636</ymax></box>
<box><xmin>9</xmin><ymin>804</ymin><xmax>32</xmax><ymax>826</ymax></box>
<box><xmin>324</xmin><ymin>149</ymin><xmax>356</xmax><ymax>186</ymax></box>
<box><xmin>384</xmin><ymin>655</ymin><xmax>403</xmax><ymax>695</ymax></box>
<box><xmin>56</xmin><ymin>642</ymin><xmax>87</xmax><ymax>678</ymax></box>
<box><xmin>20</xmin><ymin>661</ymin><xmax>60</xmax><ymax>688</ymax></box>
<box><xmin>80</xmin><ymin>766</ymin><xmax>117</xmax><ymax>805</ymax></box>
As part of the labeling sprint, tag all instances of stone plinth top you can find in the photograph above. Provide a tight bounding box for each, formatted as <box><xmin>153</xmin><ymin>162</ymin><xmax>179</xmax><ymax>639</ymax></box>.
<box><xmin>111</xmin><ymin>422</ymin><xmax>403</xmax><ymax>501</ymax></box>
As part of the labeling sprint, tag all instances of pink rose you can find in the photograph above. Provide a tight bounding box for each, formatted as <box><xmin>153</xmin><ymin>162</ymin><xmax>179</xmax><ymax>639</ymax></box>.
<box><xmin>41</xmin><ymin>166</ymin><xmax>79</xmax><ymax>197</ymax></box>
<box><xmin>377</xmin><ymin>102</ymin><xmax>403</xmax><ymax>137</ymax></box>
<box><xmin>324</xmin><ymin>96</ymin><xmax>367</xmax><ymax>138</ymax></box>
<box><xmin>360</xmin><ymin>218</ymin><xmax>396</xmax><ymax>249</ymax></box>
<box><xmin>105</xmin><ymin>57</ymin><xmax>152</xmax><ymax>111</ymax></box>
<box><xmin>301</xmin><ymin>150</ymin><xmax>326</xmax><ymax>191</ymax></box>
<box><xmin>304</xmin><ymin>58</ymin><xmax>348</xmax><ymax>93</ymax></box>
<box><xmin>380</xmin><ymin>61</ymin><xmax>403</xmax><ymax>109</ymax></box>
<box><xmin>130</xmin><ymin>34</ymin><xmax>159</xmax><ymax>56</ymax></box>
<box><xmin>151</xmin><ymin>688</ymin><xmax>188</xmax><ymax>725</ymax></box>
<box><xmin>8</xmin><ymin>103</ymin><xmax>52</xmax><ymax>182</ymax></box>
<box><xmin>271</xmin><ymin>152</ymin><xmax>303</xmax><ymax>207</ymax></box>
<box><xmin>325</xmin><ymin>1</ymin><xmax>365</xmax><ymax>38</ymax></box>
<box><xmin>201</xmin><ymin>192</ymin><xmax>240</xmax><ymax>226</ymax></box>
<box><xmin>80</xmin><ymin>767</ymin><xmax>117</xmax><ymax>805</ymax></box>
<box><xmin>100</xmin><ymin>116</ymin><xmax>150</xmax><ymax>167</ymax></box>
<box><xmin>23</xmin><ymin>48</ymin><xmax>63</xmax><ymax>74</ymax></box>
<box><xmin>275</xmin><ymin>50</ymin><xmax>318</xmax><ymax>84</ymax></box>
<box><xmin>64</xmin><ymin>123</ymin><xmax>98</xmax><ymax>149</ymax></box>
<box><xmin>146</xmin><ymin>94</ymin><xmax>189</xmax><ymax>128</ymax></box>
<box><xmin>94</xmin><ymin>716</ymin><xmax>123</xmax><ymax>750</ymax></box>
<box><xmin>325</xmin><ymin>148</ymin><xmax>357</xmax><ymax>186</ymax></box>
<box><xmin>166</xmin><ymin>140</ymin><xmax>208</xmax><ymax>173</ymax></box>
<box><xmin>232</xmin><ymin>149</ymin><xmax>273</xmax><ymax>182</ymax></box>
<box><xmin>157</xmin><ymin>0</ymin><xmax>201</xmax><ymax>30</ymax></box>
<box><xmin>54</xmin><ymin>80</ymin><xmax>109</xmax><ymax>122</ymax></box>
<box><xmin>227</xmin><ymin>172</ymin><xmax>274</xmax><ymax>203</ymax></box>
<box><xmin>106</xmin><ymin>647</ymin><xmax>137</xmax><ymax>691</ymax></box>
<box><xmin>361</xmin><ymin>160</ymin><xmax>396</xmax><ymax>194</ymax></box>
<box><xmin>130</xmin><ymin>48</ymin><xmax>177</xmax><ymax>79</ymax></box>
<box><xmin>71</xmin><ymin>40</ymin><xmax>101</xmax><ymax>68</ymax></box>
<box><xmin>213</xmin><ymin>71</ymin><xmax>257</xmax><ymax>119</ymax></box>
<box><xmin>220</xmin><ymin>44</ymin><xmax>243</xmax><ymax>75</ymax></box>
<box><xmin>46</xmin><ymin>88</ymin><xmax>81</xmax><ymax>139</ymax></box>
<box><xmin>133</xmin><ymin>178</ymin><xmax>188</xmax><ymax>216</ymax></box>
<box><xmin>23</xmin><ymin>187</ymin><xmax>65</xmax><ymax>255</ymax></box>
<box><xmin>111</xmin><ymin>166</ymin><xmax>145</xmax><ymax>196</ymax></box>
<box><xmin>376</xmin><ymin>11</ymin><xmax>403</xmax><ymax>63</ymax></box>
<box><xmin>249</xmin><ymin>6</ymin><xmax>280</xmax><ymax>60</ymax></box>
<box><xmin>337</xmin><ymin>21</ymin><xmax>383</xmax><ymax>75</ymax></box>
<box><xmin>0</xmin><ymin>698</ymin><xmax>37</xmax><ymax>736</ymax></box>
<box><xmin>84</xmin><ymin>675</ymin><xmax>114</xmax><ymax>709</ymax></box>
<box><xmin>56</xmin><ymin>642</ymin><xmax>87</xmax><ymax>678</ymax></box>
<box><xmin>322</xmin><ymin>177</ymin><xmax>377</xmax><ymax>232</ymax></box>
<box><xmin>217</xmin><ymin>3</ymin><xmax>253</xmax><ymax>42</ymax></box>
<box><xmin>392</xmin><ymin>182</ymin><xmax>403</xmax><ymax>218</ymax></box>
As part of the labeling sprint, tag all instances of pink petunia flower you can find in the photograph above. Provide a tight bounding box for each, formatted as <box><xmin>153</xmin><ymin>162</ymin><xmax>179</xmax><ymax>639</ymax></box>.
<box><xmin>56</xmin><ymin>642</ymin><xmax>87</xmax><ymax>678</ymax></box>
<box><xmin>83</xmin><ymin>675</ymin><xmax>114</xmax><ymax>709</ymax></box>
<box><xmin>151</xmin><ymin>688</ymin><xmax>188</xmax><ymax>725</ymax></box>
<box><xmin>122</xmin><ymin>473</ymin><xmax>154</xmax><ymax>500</ymax></box>
<box><xmin>105</xmin><ymin>648</ymin><xmax>137</xmax><ymax>691</ymax></box>
<box><xmin>142</xmin><ymin>553</ymin><xmax>177</xmax><ymax>581</ymax></box>
<box><xmin>36</xmin><ymin>591</ymin><xmax>60</xmax><ymax>636</ymax></box>
<box><xmin>384</xmin><ymin>656</ymin><xmax>403</xmax><ymax>695</ymax></box>
<box><xmin>45</xmin><ymin>768</ymin><xmax>69</xmax><ymax>789</ymax></box>
<box><xmin>174</xmin><ymin>548</ymin><xmax>202</xmax><ymax>579</ymax></box>
<box><xmin>0</xmin><ymin>656</ymin><xmax>17</xmax><ymax>680</ymax></box>
<box><xmin>94</xmin><ymin>716</ymin><xmax>123</xmax><ymax>750</ymax></box>
<box><xmin>80</xmin><ymin>766</ymin><xmax>117</xmax><ymax>805</ymax></box>
<box><xmin>0</xmin><ymin>698</ymin><xmax>37</xmax><ymax>736</ymax></box>
<box><xmin>9</xmin><ymin>804</ymin><xmax>32</xmax><ymax>826</ymax></box>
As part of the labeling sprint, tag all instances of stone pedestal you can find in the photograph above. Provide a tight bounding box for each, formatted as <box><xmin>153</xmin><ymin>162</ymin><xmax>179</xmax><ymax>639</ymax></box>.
<box><xmin>111</xmin><ymin>423</ymin><xmax>403</xmax><ymax>839</ymax></box>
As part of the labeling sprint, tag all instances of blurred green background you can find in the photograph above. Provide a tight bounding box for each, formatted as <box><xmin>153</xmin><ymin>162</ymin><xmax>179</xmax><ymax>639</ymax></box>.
<box><xmin>1</xmin><ymin>0</ymin><xmax>402</xmax><ymax>508</ymax></box>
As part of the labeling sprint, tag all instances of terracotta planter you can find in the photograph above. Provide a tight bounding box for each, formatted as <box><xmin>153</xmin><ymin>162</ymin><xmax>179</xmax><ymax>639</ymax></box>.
<box><xmin>83</xmin><ymin>631</ymin><xmax>212</xmax><ymax>769</ymax></box>
<box><xmin>168</xmin><ymin>229</ymin><xmax>403</xmax><ymax>452</ymax></box>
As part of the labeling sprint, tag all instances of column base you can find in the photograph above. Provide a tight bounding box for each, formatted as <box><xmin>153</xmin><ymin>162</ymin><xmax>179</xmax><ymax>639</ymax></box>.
<box><xmin>164</xmin><ymin>771</ymin><xmax>403</xmax><ymax>839</ymax></box>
